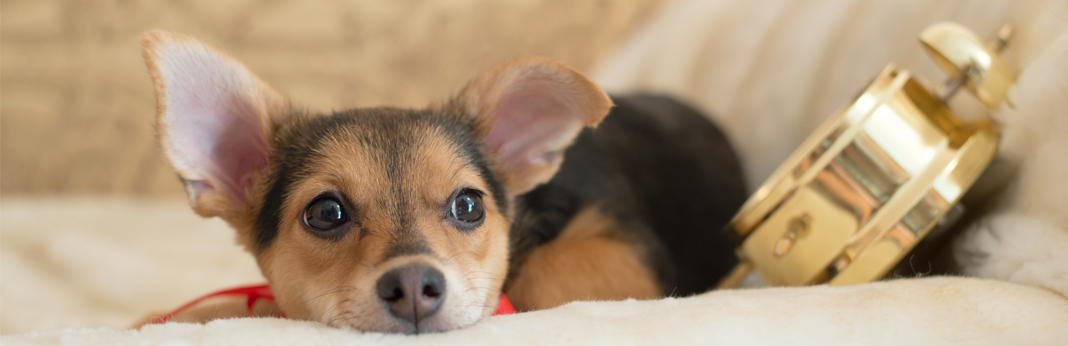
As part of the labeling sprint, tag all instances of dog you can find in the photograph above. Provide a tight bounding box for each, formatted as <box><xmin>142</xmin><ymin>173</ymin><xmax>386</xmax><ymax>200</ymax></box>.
<box><xmin>138</xmin><ymin>31</ymin><xmax>746</xmax><ymax>334</ymax></box>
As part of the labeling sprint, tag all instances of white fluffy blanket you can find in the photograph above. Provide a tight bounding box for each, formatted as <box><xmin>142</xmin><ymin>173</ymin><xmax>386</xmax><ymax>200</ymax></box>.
<box><xmin>3</xmin><ymin>0</ymin><xmax>1067</xmax><ymax>344</ymax></box>
<box><xmin>6</xmin><ymin>278</ymin><xmax>1067</xmax><ymax>345</ymax></box>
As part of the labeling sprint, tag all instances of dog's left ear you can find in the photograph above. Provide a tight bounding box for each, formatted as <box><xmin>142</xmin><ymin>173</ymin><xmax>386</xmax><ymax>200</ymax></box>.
<box><xmin>458</xmin><ymin>57</ymin><xmax>612</xmax><ymax>194</ymax></box>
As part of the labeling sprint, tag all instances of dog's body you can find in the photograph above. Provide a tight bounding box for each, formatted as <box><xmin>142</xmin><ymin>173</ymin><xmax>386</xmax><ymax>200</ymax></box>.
<box><xmin>505</xmin><ymin>95</ymin><xmax>744</xmax><ymax>305</ymax></box>
<box><xmin>139</xmin><ymin>31</ymin><xmax>744</xmax><ymax>333</ymax></box>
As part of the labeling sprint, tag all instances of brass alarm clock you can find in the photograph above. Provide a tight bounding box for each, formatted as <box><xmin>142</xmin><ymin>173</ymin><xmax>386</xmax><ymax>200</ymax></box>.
<box><xmin>719</xmin><ymin>22</ymin><xmax>1015</xmax><ymax>287</ymax></box>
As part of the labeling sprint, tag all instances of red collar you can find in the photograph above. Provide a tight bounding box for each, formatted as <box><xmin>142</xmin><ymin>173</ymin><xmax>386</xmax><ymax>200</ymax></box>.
<box><xmin>152</xmin><ymin>284</ymin><xmax>515</xmax><ymax>324</ymax></box>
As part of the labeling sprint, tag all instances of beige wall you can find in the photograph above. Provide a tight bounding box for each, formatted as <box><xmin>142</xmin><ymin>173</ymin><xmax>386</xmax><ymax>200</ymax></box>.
<box><xmin>0</xmin><ymin>0</ymin><xmax>664</xmax><ymax>196</ymax></box>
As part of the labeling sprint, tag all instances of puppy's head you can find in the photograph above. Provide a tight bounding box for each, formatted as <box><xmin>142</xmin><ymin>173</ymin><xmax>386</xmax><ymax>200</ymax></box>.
<box><xmin>140</xmin><ymin>31</ymin><xmax>611</xmax><ymax>333</ymax></box>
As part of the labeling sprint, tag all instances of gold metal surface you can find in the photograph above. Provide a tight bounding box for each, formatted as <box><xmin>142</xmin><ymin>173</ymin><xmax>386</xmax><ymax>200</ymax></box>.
<box><xmin>720</xmin><ymin>22</ymin><xmax>1013</xmax><ymax>288</ymax></box>
<box><xmin>920</xmin><ymin>23</ymin><xmax>1014</xmax><ymax>108</ymax></box>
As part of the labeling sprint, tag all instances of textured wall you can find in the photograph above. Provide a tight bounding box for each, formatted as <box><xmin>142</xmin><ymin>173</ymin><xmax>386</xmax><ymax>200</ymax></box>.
<box><xmin>0</xmin><ymin>0</ymin><xmax>664</xmax><ymax>196</ymax></box>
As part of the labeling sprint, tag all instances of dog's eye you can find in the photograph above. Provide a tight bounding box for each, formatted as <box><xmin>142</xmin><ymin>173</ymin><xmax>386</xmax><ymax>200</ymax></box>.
<box><xmin>451</xmin><ymin>190</ymin><xmax>484</xmax><ymax>223</ymax></box>
<box><xmin>304</xmin><ymin>197</ymin><xmax>347</xmax><ymax>231</ymax></box>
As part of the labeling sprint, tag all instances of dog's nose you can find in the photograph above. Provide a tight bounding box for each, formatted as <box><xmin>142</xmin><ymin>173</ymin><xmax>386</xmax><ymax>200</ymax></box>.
<box><xmin>376</xmin><ymin>264</ymin><xmax>445</xmax><ymax>325</ymax></box>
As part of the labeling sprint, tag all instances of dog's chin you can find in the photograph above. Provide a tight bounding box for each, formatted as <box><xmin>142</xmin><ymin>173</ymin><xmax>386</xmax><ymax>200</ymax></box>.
<box><xmin>322</xmin><ymin>294</ymin><xmax>487</xmax><ymax>334</ymax></box>
<box><xmin>396</xmin><ymin>316</ymin><xmax>481</xmax><ymax>335</ymax></box>
<box><xmin>333</xmin><ymin>310</ymin><xmax>483</xmax><ymax>335</ymax></box>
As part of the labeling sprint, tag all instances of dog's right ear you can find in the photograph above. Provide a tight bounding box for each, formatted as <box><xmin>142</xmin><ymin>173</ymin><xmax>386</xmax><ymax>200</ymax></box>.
<box><xmin>456</xmin><ymin>57</ymin><xmax>613</xmax><ymax>195</ymax></box>
<box><xmin>141</xmin><ymin>31</ymin><xmax>287</xmax><ymax>218</ymax></box>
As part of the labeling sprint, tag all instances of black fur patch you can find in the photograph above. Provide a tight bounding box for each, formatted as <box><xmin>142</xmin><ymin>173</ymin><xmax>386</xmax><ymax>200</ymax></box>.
<box><xmin>382</xmin><ymin>237</ymin><xmax>433</xmax><ymax>260</ymax></box>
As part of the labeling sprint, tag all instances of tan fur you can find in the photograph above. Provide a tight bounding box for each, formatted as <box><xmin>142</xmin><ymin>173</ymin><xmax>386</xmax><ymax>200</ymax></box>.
<box><xmin>505</xmin><ymin>208</ymin><xmax>662</xmax><ymax>311</ymax></box>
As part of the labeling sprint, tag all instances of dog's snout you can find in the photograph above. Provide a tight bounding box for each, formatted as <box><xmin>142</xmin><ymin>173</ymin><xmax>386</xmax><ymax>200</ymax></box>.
<box><xmin>376</xmin><ymin>264</ymin><xmax>445</xmax><ymax>326</ymax></box>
